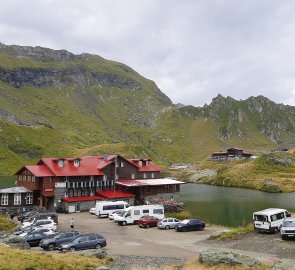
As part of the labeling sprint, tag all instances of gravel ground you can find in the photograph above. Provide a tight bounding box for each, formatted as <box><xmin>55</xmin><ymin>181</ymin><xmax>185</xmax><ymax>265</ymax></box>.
<box><xmin>109</xmin><ymin>255</ymin><xmax>185</xmax><ymax>270</ymax></box>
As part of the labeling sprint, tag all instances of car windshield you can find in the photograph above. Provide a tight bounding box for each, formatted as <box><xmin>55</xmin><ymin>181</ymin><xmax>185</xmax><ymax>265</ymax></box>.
<box><xmin>283</xmin><ymin>221</ymin><xmax>295</xmax><ymax>227</ymax></box>
<box><xmin>181</xmin><ymin>219</ymin><xmax>190</xmax><ymax>224</ymax></box>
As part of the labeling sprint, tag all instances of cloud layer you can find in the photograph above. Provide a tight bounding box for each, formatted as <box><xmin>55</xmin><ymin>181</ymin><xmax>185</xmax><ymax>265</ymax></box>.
<box><xmin>1</xmin><ymin>0</ymin><xmax>295</xmax><ymax>106</ymax></box>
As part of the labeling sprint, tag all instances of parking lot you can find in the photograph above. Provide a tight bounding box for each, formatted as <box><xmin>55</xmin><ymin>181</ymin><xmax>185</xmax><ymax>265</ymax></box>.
<box><xmin>55</xmin><ymin>212</ymin><xmax>224</xmax><ymax>258</ymax></box>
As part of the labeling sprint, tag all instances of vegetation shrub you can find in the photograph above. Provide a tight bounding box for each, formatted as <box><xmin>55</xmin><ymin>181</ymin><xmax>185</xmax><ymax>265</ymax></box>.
<box><xmin>166</xmin><ymin>211</ymin><xmax>192</xmax><ymax>220</ymax></box>
<box><xmin>0</xmin><ymin>215</ymin><xmax>18</xmax><ymax>232</ymax></box>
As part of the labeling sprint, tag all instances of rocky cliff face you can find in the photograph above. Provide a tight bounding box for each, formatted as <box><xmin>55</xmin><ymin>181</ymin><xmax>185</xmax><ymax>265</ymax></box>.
<box><xmin>0</xmin><ymin>43</ymin><xmax>294</xmax><ymax>174</ymax></box>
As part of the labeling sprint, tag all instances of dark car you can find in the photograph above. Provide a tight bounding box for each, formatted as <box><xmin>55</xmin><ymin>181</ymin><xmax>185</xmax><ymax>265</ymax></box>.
<box><xmin>138</xmin><ymin>216</ymin><xmax>159</xmax><ymax>228</ymax></box>
<box><xmin>25</xmin><ymin>231</ymin><xmax>54</xmax><ymax>247</ymax></box>
<box><xmin>175</xmin><ymin>219</ymin><xmax>205</xmax><ymax>232</ymax></box>
<box><xmin>59</xmin><ymin>233</ymin><xmax>107</xmax><ymax>252</ymax></box>
<box><xmin>40</xmin><ymin>231</ymin><xmax>80</xmax><ymax>251</ymax></box>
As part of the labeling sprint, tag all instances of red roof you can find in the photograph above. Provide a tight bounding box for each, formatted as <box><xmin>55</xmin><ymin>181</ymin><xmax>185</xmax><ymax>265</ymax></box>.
<box><xmin>97</xmin><ymin>190</ymin><xmax>135</xmax><ymax>199</ymax></box>
<box><xmin>40</xmin><ymin>157</ymin><xmax>104</xmax><ymax>176</ymax></box>
<box><xmin>128</xmin><ymin>159</ymin><xmax>161</xmax><ymax>172</ymax></box>
<box><xmin>61</xmin><ymin>196</ymin><xmax>104</xmax><ymax>202</ymax></box>
<box><xmin>25</xmin><ymin>165</ymin><xmax>55</xmax><ymax>177</ymax></box>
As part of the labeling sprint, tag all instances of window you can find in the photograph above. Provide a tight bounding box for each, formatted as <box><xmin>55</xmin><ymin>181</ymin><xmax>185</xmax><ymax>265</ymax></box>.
<box><xmin>14</xmin><ymin>193</ymin><xmax>21</xmax><ymax>205</ymax></box>
<box><xmin>58</xmin><ymin>159</ymin><xmax>64</xmax><ymax>168</ymax></box>
<box><xmin>89</xmin><ymin>234</ymin><xmax>96</xmax><ymax>240</ymax></box>
<box><xmin>73</xmin><ymin>159</ymin><xmax>80</xmax><ymax>167</ymax></box>
<box><xmin>151</xmin><ymin>173</ymin><xmax>155</xmax><ymax>178</ymax></box>
<box><xmin>143</xmin><ymin>209</ymin><xmax>149</xmax><ymax>214</ymax></box>
<box><xmin>134</xmin><ymin>210</ymin><xmax>140</xmax><ymax>216</ymax></box>
<box><xmin>131</xmin><ymin>173</ymin><xmax>135</xmax><ymax>179</ymax></box>
<box><xmin>120</xmin><ymin>162</ymin><xmax>124</xmax><ymax>167</ymax></box>
<box><xmin>26</xmin><ymin>193</ymin><xmax>33</xmax><ymax>204</ymax></box>
<box><xmin>138</xmin><ymin>161</ymin><xmax>142</xmax><ymax>167</ymax></box>
<box><xmin>153</xmin><ymin>208</ymin><xmax>164</xmax><ymax>215</ymax></box>
<box><xmin>1</xmin><ymin>194</ymin><xmax>8</xmax><ymax>205</ymax></box>
<box><xmin>103</xmin><ymin>175</ymin><xmax>107</xmax><ymax>181</ymax></box>
<box><xmin>146</xmin><ymin>160</ymin><xmax>151</xmax><ymax>166</ymax></box>
<box><xmin>143</xmin><ymin>173</ymin><xmax>147</xmax><ymax>179</ymax></box>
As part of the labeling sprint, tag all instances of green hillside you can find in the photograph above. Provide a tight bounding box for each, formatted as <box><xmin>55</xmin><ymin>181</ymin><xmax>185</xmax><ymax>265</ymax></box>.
<box><xmin>0</xmin><ymin>43</ymin><xmax>295</xmax><ymax>176</ymax></box>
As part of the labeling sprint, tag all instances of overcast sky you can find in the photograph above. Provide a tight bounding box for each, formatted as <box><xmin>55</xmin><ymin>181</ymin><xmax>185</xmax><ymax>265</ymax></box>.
<box><xmin>1</xmin><ymin>0</ymin><xmax>295</xmax><ymax>106</ymax></box>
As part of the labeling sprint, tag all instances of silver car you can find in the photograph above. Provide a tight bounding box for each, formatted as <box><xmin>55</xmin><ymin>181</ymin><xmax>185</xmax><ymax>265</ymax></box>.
<box><xmin>281</xmin><ymin>217</ymin><xmax>295</xmax><ymax>240</ymax></box>
<box><xmin>157</xmin><ymin>218</ymin><xmax>181</xmax><ymax>229</ymax></box>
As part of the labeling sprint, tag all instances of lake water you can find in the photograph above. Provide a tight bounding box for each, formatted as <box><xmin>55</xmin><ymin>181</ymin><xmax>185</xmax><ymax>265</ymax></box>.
<box><xmin>181</xmin><ymin>183</ymin><xmax>295</xmax><ymax>227</ymax></box>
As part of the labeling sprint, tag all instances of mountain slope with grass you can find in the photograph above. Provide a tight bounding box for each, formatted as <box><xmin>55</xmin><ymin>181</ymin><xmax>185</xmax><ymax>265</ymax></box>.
<box><xmin>0</xmin><ymin>43</ymin><xmax>295</xmax><ymax>176</ymax></box>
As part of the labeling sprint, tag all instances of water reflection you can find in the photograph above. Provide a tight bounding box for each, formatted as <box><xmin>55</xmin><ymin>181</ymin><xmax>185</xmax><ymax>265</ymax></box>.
<box><xmin>181</xmin><ymin>184</ymin><xmax>295</xmax><ymax>227</ymax></box>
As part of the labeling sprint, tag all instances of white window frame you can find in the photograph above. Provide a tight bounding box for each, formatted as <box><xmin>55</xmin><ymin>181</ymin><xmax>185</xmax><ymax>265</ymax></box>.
<box><xmin>14</xmin><ymin>193</ymin><xmax>21</xmax><ymax>205</ymax></box>
<box><xmin>120</xmin><ymin>162</ymin><xmax>124</xmax><ymax>167</ymax></box>
<box><xmin>143</xmin><ymin>173</ymin><xmax>147</xmax><ymax>179</ymax></box>
<box><xmin>26</xmin><ymin>193</ymin><xmax>33</xmax><ymax>205</ymax></box>
<box><xmin>1</xmin><ymin>194</ymin><xmax>8</xmax><ymax>205</ymax></box>
<box><xmin>131</xmin><ymin>173</ymin><xmax>135</xmax><ymax>179</ymax></box>
<box><xmin>151</xmin><ymin>172</ymin><xmax>155</xmax><ymax>178</ymax></box>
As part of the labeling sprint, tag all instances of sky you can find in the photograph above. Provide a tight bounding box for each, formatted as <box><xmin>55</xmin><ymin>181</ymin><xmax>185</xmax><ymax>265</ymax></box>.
<box><xmin>1</xmin><ymin>0</ymin><xmax>295</xmax><ymax>107</ymax></box>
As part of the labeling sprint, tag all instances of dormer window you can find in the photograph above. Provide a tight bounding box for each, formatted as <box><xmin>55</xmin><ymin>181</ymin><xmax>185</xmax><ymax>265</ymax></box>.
<box><xmin>138</xmin><ymin>160</ymin><xmax>142</xmax><ymax>167</ymax></box>
<box><xmin>146</xmin><ymin>160</ymin><xmax>151</xmax><ymax>166</ymax></box>
<box><xmin>58</xmin><ymin>159</ymin><xmax>64</xmax><ymax>168</ymax></box>
<box><xmin>73</xmin><ymin>159</ymin><xmax>80</xmax><ymax>167</ymax></box>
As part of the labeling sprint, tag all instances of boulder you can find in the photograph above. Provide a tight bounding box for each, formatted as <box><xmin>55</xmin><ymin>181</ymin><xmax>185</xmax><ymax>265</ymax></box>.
<box><xmin>199</xmin><ymin>249</ymin><xmax>260</xmax><ymax>267</ymax></box>
<box><xmin>80</xmin><ymin>248</ymin><xmax>107</xmax><ymax>259</ymax></box>
<box><xmin>1</xmin><ymin>235</ymin><xmax>30</xmax><ymax>249</ymax></box>
<box><xmin>269</xmin><ymin>259</ymin><xmax>295</xmax><ymax>270</ymax></box>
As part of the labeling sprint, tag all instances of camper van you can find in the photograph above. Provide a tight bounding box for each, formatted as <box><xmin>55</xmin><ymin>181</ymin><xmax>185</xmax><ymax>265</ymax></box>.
<box><xmin>115</xmin><ymin>205</ymin><xmax>164</xmax><ymax>225</ymax></box>
<box><xmin>95</xmin><ymin>201</ymin><xmax>130</xmax><ymax>217</ymax></box>
<box><xmin>253</xmin><ymin>208</ymin><xmax>291</xmax><ymax>233</ymax></box>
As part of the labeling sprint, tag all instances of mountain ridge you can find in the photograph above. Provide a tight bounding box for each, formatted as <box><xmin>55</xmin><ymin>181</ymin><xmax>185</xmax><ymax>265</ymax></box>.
<box><xmin>0</xmin><ymin>43</ymin><xmax>294</xmax><ymax>175</ymax></box>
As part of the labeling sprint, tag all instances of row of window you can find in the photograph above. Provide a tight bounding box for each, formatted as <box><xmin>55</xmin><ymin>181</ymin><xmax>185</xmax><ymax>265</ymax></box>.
<box><xmin>1</xmin><ymin>193</ymin><xmax>33</xmax><ymax>205</ymax></box>
<box><xmin>66</xmin><ymin>180</ymin><xmax>114</xmax><ymax>189</ymax></box>
<box><xmin>19</xmin><ymin>174</ymin><xmax>37</xmax><ymax>182</ymax></box>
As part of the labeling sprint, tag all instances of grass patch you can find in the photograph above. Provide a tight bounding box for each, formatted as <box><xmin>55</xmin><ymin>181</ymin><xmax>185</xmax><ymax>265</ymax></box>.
<box><xmin>0</xmin><ymin>215</ymin><xmax>18</xmax><ymax>232</ymax></box>
<box><xmin>0</xmin><ymin>246</ymin><xmax>110</xmax><ymax>270</ymax></box>
<box><xmin>209</xmin><ymin>223</ymin><xmax>254</xmax><ymax>240</ymax></box>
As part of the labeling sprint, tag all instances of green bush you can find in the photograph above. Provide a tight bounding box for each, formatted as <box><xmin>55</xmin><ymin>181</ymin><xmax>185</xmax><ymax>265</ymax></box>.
<box><xmin>165</xmin><ymin>211</ymin><xmax>192</xmax><ymax>220</ymax></box>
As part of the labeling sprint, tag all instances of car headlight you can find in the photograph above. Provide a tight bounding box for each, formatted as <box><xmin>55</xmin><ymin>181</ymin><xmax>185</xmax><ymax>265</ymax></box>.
<box><xmin>281</xmin><ymin>230</ymin><xmax>285</xmax><ymax>233</ymax></box>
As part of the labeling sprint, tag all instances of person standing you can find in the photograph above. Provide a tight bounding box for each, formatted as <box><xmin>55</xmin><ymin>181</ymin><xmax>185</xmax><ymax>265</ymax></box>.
<box><xmin>70</xmin><ymin>217</ymin><xmax>75</xmax><ymax>230</ymax></box>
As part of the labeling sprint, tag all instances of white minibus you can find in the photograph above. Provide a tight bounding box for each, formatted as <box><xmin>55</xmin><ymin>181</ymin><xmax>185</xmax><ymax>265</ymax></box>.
<box><xmin>253</xmin><ymin>208</ymin><xmax>291</xmax><ymax>233</ymax></box>
<box><xmin>95</xmin><ymin>201</ymin><xmax>130</xmax><ymax>217</ymax></box>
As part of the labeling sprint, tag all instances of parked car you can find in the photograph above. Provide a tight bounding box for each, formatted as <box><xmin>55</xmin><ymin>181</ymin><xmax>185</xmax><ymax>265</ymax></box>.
<box><xmin>281</xmin><ymin>217</ymin><xmax>295</xmax><ymax>240</ymax></box>
<box><xmin>40</xmin><ymin>231</ymin><xmax>80</xmax><ymax>251</ymax></box>
<box><xmin>22</xmin><ymin>219</ymin><xmax>57</xmax><ymax>231</ymax></box>
<box><xmin>157</xmin><ymin>218</ymin><xmax>181</xmax><ymax>229</ymax></box>
<box><xmin>253</xmin><ymin>208</ymin><xmax>291</xmax><ymax>233</ymax></box>
<box><xmin>109</xmin><ymin>210</ymin><xmax>125</xmax><ymax>220</ymax></box>
<box><xmin>89</xmin><ymin>208</ymin><xmax>96</xmax><ymax>215</ymax></box>
<box><xmin>59</xmin><ymin>233</ymin><xmax>107</xmax><ymax>252</ymax></box>
<box><xmin>138</xmin><ymin>216</ymin><xmax>159</xmax><ymax>228</ymax></box>
<box><xmin>21</xmin><ymin>216</ymin><xmax>53</xmax><ymax>229</ymax></box>
<box><xmin>175</xmin><ymin>219</ymin><xmax>205</xmax><ymax>232</ymax></box>
<box><xmin>19</xmin><ymin>228</ymin><xmax>55</xmax><ymax>238</ymax></box>
<box><xmin>24</xmin><ymin>231</ymin><xmax>54</xmax><ymax>247</ymax></box>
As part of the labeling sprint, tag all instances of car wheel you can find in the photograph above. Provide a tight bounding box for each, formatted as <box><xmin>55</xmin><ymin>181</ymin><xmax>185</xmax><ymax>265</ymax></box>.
<box><xmin>95</xmin><ymin>244</ymin><xmax>102</xmax><ymax>249</ymax></box>
<box><xmin>165</xmin><ymin>225</ymin><xmax>170</xmax><ymax>230</ymax></box>
<box><xmin>122</xmin><ymin>221</ymin><xmax>127</xmax><ymax>226</ymax></box>
<box><xmin>281</xmin><ymin>235</ymin><xmax>287</xmax><ymax>240</ymax></box>
<box><xmin>273</xmin><ymin>227</ymin><xmax>279</xmax><ymax>234</ymax></box>
<box><xmin>183</xmin><ymin>227</ymin><xmax>187</xmax><ymax>232</ymax></box>
<box><xmin>69</xmin><ymin>247</ymin><xmax>76</xmax><ymax>252</ymax></box>
<box><xmin>48</xmin><ymin>244</ymin><xmax>55</xmax><ymax>251</ymax></box>
<box><xmin>146</xmin><ymin>224</ymin><xmax>149</xmax><ymax>228</ymax></box>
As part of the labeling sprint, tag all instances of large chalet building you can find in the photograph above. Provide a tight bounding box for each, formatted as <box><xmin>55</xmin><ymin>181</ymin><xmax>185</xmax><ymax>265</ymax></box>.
<box><xmin>15</xmin><ymin>154</ymin><xmax>184</xmax><ymax>212</ymax></box>
<box><xmin>209</xmin><ymin>148</ymin><xmax>252</xmax><ymax>160</ymax></box>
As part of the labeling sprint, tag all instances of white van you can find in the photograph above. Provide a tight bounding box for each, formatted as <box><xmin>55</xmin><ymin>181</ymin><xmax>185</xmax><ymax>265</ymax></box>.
<box><xmin>253</xmin><ymin>208</ymin><xmax>291</xmax><ymax>233</ymax></box>
<box><xmin>115</xmin><ymin>205</ymin><xmax>164</xmax><ymax>225</ymax></box>
<box><xmin>95</xmin><ymin>201</ymin><xmax>130</xmax><ymax>217</ymax></box>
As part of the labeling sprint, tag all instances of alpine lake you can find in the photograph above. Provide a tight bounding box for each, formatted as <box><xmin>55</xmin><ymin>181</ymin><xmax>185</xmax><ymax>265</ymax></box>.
<box><xmin>181</xmin><ymin>183</ymin><xmax>295</xmax><ymax>227</ymax></box>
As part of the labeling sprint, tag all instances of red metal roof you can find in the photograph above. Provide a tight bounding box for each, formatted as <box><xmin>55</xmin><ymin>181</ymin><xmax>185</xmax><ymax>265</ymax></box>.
<box><xmin>61</xmin><ymin>196</ymin><xmax>104</xmax><ymax>202</ymax></box>
<box><xmin>97</xmin><ymin>190</ymin><xmax>135</xmax><ymax>198</ymax></box>
<box><xmin>40</xmin><ymin>157</ymin><xmax>104</xmax><ymax>176</ymax></box>
<box><xmin>128</xmin><ymin>159</ymin><xmax>161</xmax><ymax>172</ymax></box>
<box><xmin>25</xmin><ymin>165</ymin><xmax>55</xmax><ymax>177</ymax></box>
